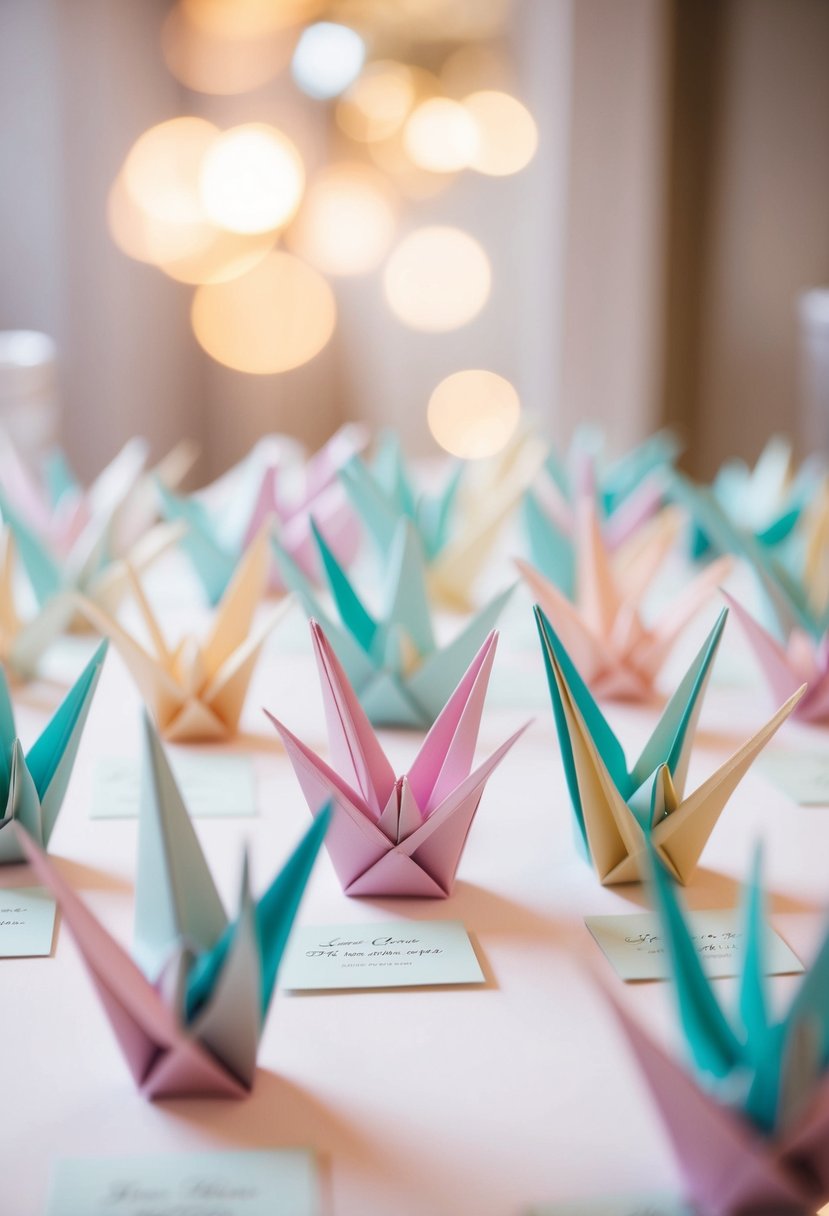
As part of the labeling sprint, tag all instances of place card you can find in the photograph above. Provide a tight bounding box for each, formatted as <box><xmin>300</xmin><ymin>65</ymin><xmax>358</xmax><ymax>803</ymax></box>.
<box><xmin>759</xmin><ymin>748</ymin><xmax>829</xmax><ymax>805</ymax></box>
<box><xmin>0</xmin><ymin>886</ymin><xmax>56</xmax><ymax>957</ymax></box>
<box><xmin>280</xmin><ymin>919</ymin><xmax>484</xmax><ymax>991</ymax></box>
<box><xmin>47</xmin><ymin>1149</ymin><xmax>319</xmax><ymax>1216</ymax></box>
<box><xmin>527</xmin><ymin>1195</ymin><xmax>693</xmax><ymax>1215</ymax></box>
<box><xmin>90</xmin><ymin>753</ymin><xmax>256</xmax><ymax>819</ymax></box>
<box><xmin>586</xmin><ymin>908</ymin><xmax>803</xmax><ymax>982</ymax></box>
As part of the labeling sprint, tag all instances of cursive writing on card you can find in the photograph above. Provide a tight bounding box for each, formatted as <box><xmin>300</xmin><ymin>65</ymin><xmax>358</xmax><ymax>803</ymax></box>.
<box><xmin>0</xmin><ymin>887</ymin><xmax>56</xmax><ymax>957</ymax></box>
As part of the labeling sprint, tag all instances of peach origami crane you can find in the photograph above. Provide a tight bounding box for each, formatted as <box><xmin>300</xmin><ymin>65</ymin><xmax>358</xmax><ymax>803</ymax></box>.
<box><xmin>80</xmin><ymin>526</ymin><xmax>285</xmax><ymax>741</ymax></box>
<box><xmin>535</xmin><ymin>605</ymin><xmax>803</xmax><ymax>885</ymax></box>
<box><xmin>722</xmin><ymin>590</ymin><xmax>829</xmax><ymax>724</ymax></box>
<box><xmin>517</xmin><ymin>494</ymin><xmax>731</xmax><ymax>700</ymax></box>
<box><xmin>266</xmin><ymin>622</ymin><xmax>528</xmax><ymax>897</ymax></box>
<box><xmin>16</xmin><ymin>716</ymin><xmax>329</xmax><ymax>1099</ymax></box>
<box><xmin>607</xmin><ymin>851</ymin><xmax>829</xmax><ymax>1215</ymax></box>
<box><xmin>159</xmin><ymin>424</ymin><xmax>365</xmax><ymax>604</ymax></box>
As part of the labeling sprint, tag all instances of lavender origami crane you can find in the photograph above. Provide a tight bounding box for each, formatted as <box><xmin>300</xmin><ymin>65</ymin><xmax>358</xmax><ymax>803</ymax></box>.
<box><xmin>273</xmin><ymin>517</ymin><xmax>514</xmax><ymax>728</ymax></box>
<box><xmin>159</xmin><ymin>425</ymin><xmax>365</xmax><ymax>604</ymax></box>
<box><xmin>609</xmin><ymin>849</ymin><xmax>829</xmax><ymax>1215</ymax></box>
<box><xmin>517</xmin><ymin>494</ymin><xmax>730</xmax><ymax>700</ymax></box>
<box><xmin>266</xmin><ymin>622</ymin><xmax>527</xmax><ymax>897</ymax></box>
<box><xmin>17</xmin><ymin>714</ymin><xmax>329</xmax><ymax>1099</ymax></box>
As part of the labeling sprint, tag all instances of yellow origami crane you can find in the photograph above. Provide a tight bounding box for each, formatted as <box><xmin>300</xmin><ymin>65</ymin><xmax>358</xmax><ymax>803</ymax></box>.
<box><xmin>517</xmin><ymin>495</ymin><xmax>731</xmax><ymax>700</ymax></box>
<box><xmin>80</xmin><ymin>525</ymin><xmax>286</xmax><ymax>741</ymax></box>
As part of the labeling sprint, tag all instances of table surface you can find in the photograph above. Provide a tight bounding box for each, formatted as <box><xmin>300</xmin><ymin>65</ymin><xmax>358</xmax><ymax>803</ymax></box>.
<box><xmin>3</xmin><ymin>546</ymin><xmax>827</xmax><ymax>1216</ymax></box>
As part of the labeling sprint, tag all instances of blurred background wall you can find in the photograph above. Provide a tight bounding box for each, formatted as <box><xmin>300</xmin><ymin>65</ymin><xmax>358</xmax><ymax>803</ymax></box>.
<box><xmin>0</xmin><ymin>0</ymin><xmax>827</xmax><ymax>480</ymax></box>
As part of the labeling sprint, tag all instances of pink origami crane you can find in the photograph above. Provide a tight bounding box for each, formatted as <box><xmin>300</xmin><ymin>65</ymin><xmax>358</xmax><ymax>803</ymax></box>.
<box><xmin>517</xmin><ymin>495</ymin><xmax>731</xmax><ymax>700</ymax></box>
<box><xmin>723</xmin><ymin>590</ymin><xmax>829</xmax><ymax>723</ymax></box>
<box><xmin>266</xmin><ymin>622</ymin><xmax>528</xmax><ymax>897</ymax></box>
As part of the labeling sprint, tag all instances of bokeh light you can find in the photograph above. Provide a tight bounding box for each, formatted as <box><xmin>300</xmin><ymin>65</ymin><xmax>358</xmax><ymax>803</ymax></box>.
<box><xmin>464</xmin><ymin>91</ymin><xmax>538</xmax><ymax>176</ymax></box>
<box><xmin>108</xmin><ymin>170</ymin><xmax>211</xmax><ymax>265</ymax></box>
<box><xmin>427</xmin><ymin>369</ymin><xmax>520</xmax><ymax>459</ymax></box>
<box><xmin>161</xmin><ymin>2</ymin><xmax>294</xmax><ymax>95</ymax></box>
<box><xmin>157</xmin><ymin>227</ymin><xmax>276</xmax><ymax>285</ymax></box>
<box><xmin>336</xmin><ymin>61</ymin><xmax>417</xmax><ymax>143</ymax></box>
<box><xmin>292</xmin><ymin>22</ymin><xmax>365</xmax><ymax>100</ymax></box>
<box><xmin>440</xmin><ymin>43</ymin><xmax>509</xmax><ymax>97</ymax></box>
<box><xmin>383</xmin><ymin>226</ymin><xmax>491</xmax><ymax>331</ymax></box>
<box><xmin>286</xmin><ymin>163</ymin><xmax>398</xmax><ymax>276</ymax></box>
<box><xmin>403</xmin><ymin>98</ymin><xmax>480</xmax><ymax>173</ymax></box>
<box><xmin>182</xmin><ymin>0</ymin><xmax>321</xmax><ymax>38</ymax></box>
<box><xmin>198</xmin><ymin>124</ymin><xmax>305</xmax><ymax>234</ymax></box>
<box><xmin>122</xmin><ymin>117</ymin><xmax>217</xmax><ymax>225</ymax></box>
<box><xmin>191</xmin><ymin>251</ymin><xmax>336</xmax><ymax>373</ymax></box>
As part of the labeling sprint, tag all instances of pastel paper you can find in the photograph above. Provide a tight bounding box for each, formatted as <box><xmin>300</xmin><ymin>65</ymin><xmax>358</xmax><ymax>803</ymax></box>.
<box><xmin>607</xmin><ymin>850</ymin><xmax>829</xmax><ymax>1214</ymax></box>
<box><xmin>80</xmin><ymin>526</ymin><xmax>285</xmax><ymax>741</ymax></box>
<box><xmin>267</xmin><ymin>622</ymin><xmax>527</xmax><ymax>897</ymax></box>
<box><xmin>0</xmin><ymin>530</ymin><xmax>84</xmax><ymax>678</ymax></box>
<box><xmin>535</xmin><ymin>605</ymin><xmax>803</xmax><ymax>884</ymax></box>
<box><xmin>0</xmin><ymin>640</ymin><xmax>107</xmax><ymax>863</ymax></box>
<box><xmin>517</xmin><ymin>495</ymin><xmax>730</xmax><ymax>700</ymax></box>
<box><xmin>273</xmin><ymin>518</ymin><xmax>514</xmax><ymax>729</ymax></box>
<box><xmin>15</xmin><ymin>715</ymin><xmax>329</xmax><ymax>1098</ymax></box>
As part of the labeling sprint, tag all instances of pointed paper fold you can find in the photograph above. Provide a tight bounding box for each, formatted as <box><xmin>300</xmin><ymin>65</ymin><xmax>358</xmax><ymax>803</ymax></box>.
<box><xmin>160</xmin><ymin>426</ymin><xmax>364</xmax><ymax>604</ymax></box>
<box><xmin>274</xmin><ymin>517</ymin><xmax>514</xmax><ymax>729</ymax></box>
<box><xmin>604</xmin><ymin>852</ymin><xmax>829</xmax><ymax>1214</ymax></box>
<box><xmin>266</xmin><ymin>622</ymin><xmax>528</xmax><ymax>897</ymax></box>
<box><xmin>535</xmin><ymin>605</ymin><xmax>803</xmax><ymax>884</ymax></box>
<box><xmin>80</xmin><ymin>526</ymin><xmax>286</xmax><ymax>741</ymax></box>
<box><xmin>0</xmin><ymin>640</ymin><xmax>107</xmax><ymax>863</ymax></box>
<box><xmin>518</xmin><ymin>494</ymin><xmax>731</xmax><ymax>701</ymax></box>
<box><xmin>15</xmin><ymin>717</ymin><xmax>329</xmax><ymax>1098</ymax></box>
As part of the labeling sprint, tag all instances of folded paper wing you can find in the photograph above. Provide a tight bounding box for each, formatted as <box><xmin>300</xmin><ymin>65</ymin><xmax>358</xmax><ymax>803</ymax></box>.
<box><xmin>15</xmin><ymin>715</ymin><xmax>329</xmax><ymax>1099</ymax></box>
<box><xmin>535</xmin><ymin>605</ymin><xmax>804</xmax><ymax>884</ymax></box>
<box><xmin>0</xmin><ymin>640</ymin><xmax>107</xmax><ymax>864</ymax></box>
<box><xmin>267</xmin><ymin>622</ymin><xmax>528</xmax><ymax>897</ymax></box>
<box><xmin>273</xmin><ymin>517</ymin><xmax>514</xmax><ymax>729</ymax></box>
<box><xmin>80</xmin><ymin>526</ymin><xmax>287</xmax><ymax>741</ymax></box>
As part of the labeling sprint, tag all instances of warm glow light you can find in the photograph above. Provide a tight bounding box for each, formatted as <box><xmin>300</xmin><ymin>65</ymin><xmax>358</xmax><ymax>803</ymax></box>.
<box><xmin>403</xmin><ymin>98</ymin><xmax>480</xmax><ymax>173</ymax></box>
<box><xmin>191</xmin><ymin>251</ymin><xmax>336</xmax><ymax>373</ymax></box>
<box><xmin>162</xmin><ymin>2</ymin><xmax>293</xmax><ymax>95</ymax></box>
<box><xmin>440</xmin><ymin>44</ymin><xmax>509</xmax><ymax>98</ymax></box>
<box><xmin>292</xmin><ymin>22</ymin><xmax>365</xmax><ymax>99</ymax></box>
<box><xmin>123</xmin><ymin>117</ymin><xmax>218</xmax><ymax>225</ymax></box>
<box><xmin>182</xmin><ymin>0</ymin><xmax>321</xmax><ymax>38</ymax></box>
<box><xmin>158</xmin><ymin>227</ymin><xmax>276</xmax><ymax>285</ymax></box>
<box><xmin>109</xmin><ymin>171</ymin><xmax>216</xmax><ymax>266</ymax></box>
<box><xmin>464</xmin><ymin>91</ymin><xmax>538</xmax><ymax>176</ymax></box>
<box><xmin>286</xmin><ymin>163</ymin><xmax>398</xmax><ymax>276</ymax></box>
<box><xmin>383</xmin><ymin>226</ymin><xmax>491</xmax><ymax>331</ymax></box>
<box><xmin>336</xmin><ymin>61</ymin><xmax>416</xmax><ymax>143</ymax></box>
<box><xmin>199</xmin><ymin>124</ymin><xmax>305</xmax><ymax>234</ymax></box>
<box><xmin>427</xmin><ymin>370</ymin><xmax>520</xmax><ymax>459</ymax></box>
<box><xmin>368</xmin><ymin>131</ymin><xmax>450</xmax><ymax>201</ymax></box>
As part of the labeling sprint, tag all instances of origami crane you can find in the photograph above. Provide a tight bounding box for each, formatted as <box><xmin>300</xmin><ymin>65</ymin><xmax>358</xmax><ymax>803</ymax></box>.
<box><xmin>340</xmin><ymin>430</ymin><xmax>537</xmax><ymax>612</ymax></box>
<box><xmin>273</xmin><ymin>517</ymin><xmax>514</xmax><ymax>728</ymax></box>
<box><xmin>159</xmin><ymin>424</ymin><xmax>365</xmax><ymax>604</ymax></box>
<box><xmin>80</xmin><ymin>525</ymin><xmax>285</xmax><ymax>742</ymax></box>
<box><xmin>609</xmin><ymin>849</ymin><xmax>829</xmax><ymax>1215</ymax></box>
<box><xmin>534</xmin><ymin>605</ymin><xmax>803</xmax><ymax>884</ymax></box>
<box><xmin>16</xmin><ymin>714</ymin><xmax>329</xmax><ymax>1099</ymax></box>
<box><xmin>267</xmin><ymin>622</ymin><xmax>527</xmax><ymax>897</ymax></box>
<box><xmin>517</xmin><ymin>494</ymin><xmax>731</xmax><ymax>700</ymax></box>
<box><xmin>722</xmin><ymin>590</ymin><xmax>829</xmax><ymax>724</ymax></box>
<box><xmin>0</xmin><ymin>530</ymin><xmax>86</xmax><ymax>678</ymax></box>
<box><xmin>0</xmin><ymin>639</ymin><xmax>107</xmax><ymax>864</ymax></box>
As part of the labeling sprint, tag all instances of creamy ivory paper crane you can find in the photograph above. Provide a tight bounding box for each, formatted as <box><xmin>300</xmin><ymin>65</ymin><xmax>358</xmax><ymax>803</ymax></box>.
<box><xmin>267</xmin><ymin>623</ymin><xmax>527</xmax><ymax>897</ymax></box>
<box><xmin>535</xmin><ymin>606</ymin><xmax>803</xmax><ymax>885</ymax></box>
<box><xmin>274</xmin><ymin>518</ymin><xmax>514</xmax><ymax>728</ymax></box>
<box><xmin>159</xmin><ymin>425</ymin><xmax>364</xmax><ymax>604</ymax></box>
<box><xmin>80</xmin><ymin>527</ymin><xmax>286</xmax><ymax>742</ymax></box>
<box><xmin>517</xmin><ymin>495</ymin><xmax>731</xmax><ymax>700</ymax></box>
<box><xmin>0</xmin><ymin>640</ymin><xmax>106</xmax><ymax>864</ymax></box>
<box><xmin>607</xmin><ymin>850</ymin><xmax>829</xmax><ymax>1216</ymax></box>
<box><xmin>17</xmin><ymin>716</ymin><xmax>330</xmax><ymax>1099</ymax></box>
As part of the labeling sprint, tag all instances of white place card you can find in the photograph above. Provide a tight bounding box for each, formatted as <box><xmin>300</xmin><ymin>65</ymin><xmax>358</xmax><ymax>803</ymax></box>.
<box><xmin>0</xmin><ymin>886</ymin><xmax>56</xmax><ymax>957</ymax></box>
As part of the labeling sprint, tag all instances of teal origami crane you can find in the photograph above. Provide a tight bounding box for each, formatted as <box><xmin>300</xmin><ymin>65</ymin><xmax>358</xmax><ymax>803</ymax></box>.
<box><xmin>273</xmin><ymin>518</ymin><xmax>514</xmax><ymax>728</ymax></box>
<box><xmin>17</xmin><ymin>713</ymin><xmax>330</xmax><ymax>1099</ymax></box>
<box><xmin>0</xmin><ymin>639</ymin><xmax>107</xmax><ymax>863</ymax></box>
<box><xmin>607</xmin><ymin>848</ymin><xmax>829</xmax><ymax>1215</ymax></box>
<box><xmin>534</xmin><ymin>605</ymin><xmax>802</xmax><ymax>884</ymax></box>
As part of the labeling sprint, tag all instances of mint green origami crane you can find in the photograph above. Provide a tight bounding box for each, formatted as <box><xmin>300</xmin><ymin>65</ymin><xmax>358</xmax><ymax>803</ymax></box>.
<box><xmin>0</xmin><ymin>639</ymin><xmax>107</xmax><ymax>863</ymax></box>
<box><xmin>534</xmin><ymin>605</ymin><xmax>802</xmax><ymax>885</ymax></box>
<box><xmin>273</xmin><ymin>518</ymin><xmax>513</xmax><ymax>728</ymax></box>
<box><xmin>18</xmin><ymin>712</ymin><xmax>330</xmax><ymax>1098</ymax></box>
